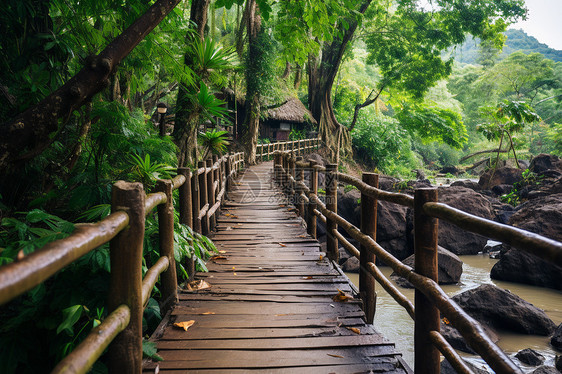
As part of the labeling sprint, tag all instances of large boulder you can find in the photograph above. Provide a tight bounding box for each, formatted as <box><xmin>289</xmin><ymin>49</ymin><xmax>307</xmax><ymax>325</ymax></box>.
<box><xmin>437</xmin><ymin>186</ymin><xmax>495</xmax><ymax>255</ymax></box>
<box><xmin>450</xmin><ymin>179</ymin><xmax>482</xmax><ymax>191</ymax></box>
<box><xmin>551</xmin><ymin>324</ymin><xmax>562</xmax><ymax>351</ymax></box>
<box><xmin>529</xmin><ymin>154</ymin><xmax>562</xmax><ymax>174</ymax></box>
<box><xmin>440</xmin><ymin>357</ymin><xmax>490</xmax><ymax>374</ymax></box>
<box><xmin>532</xmin><ymin>366</ymin><xmax>559</xmax><ymax>374</ymax></box>
<box><xmin>490</xmin><ymin>194</ymin><xmax>562</xmax><ymax>290</ymax></box>
<box><xmin>515</xmin><ymin>348</ymin><xmax>545</xmax><ymax>366</ymax></box>
<box><xmin>479</xmin><ymin>167</ymin><xmax>524</xmax><ymax>190</ymax></box>
<box><xmin>390</xmin><ymin>246</ymin><xmax>462</xmax><ymax>288</ymax></box>
<box><xmin>451</xmin><ymin>284</ymin><xmax>556</xmax><ymax>335</ymax></box>
<box><xmin>376</xmin><ymin>200</ymin><xmax>411</xmax><ymax>260</ymax></box>
<box><xmin>440</xmin><ymin>321</ymin><xmax>499</xmax><ymax>354</ymax></box>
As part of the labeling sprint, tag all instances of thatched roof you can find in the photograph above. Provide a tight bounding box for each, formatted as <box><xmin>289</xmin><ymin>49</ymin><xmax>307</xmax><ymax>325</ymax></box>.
<box><xmin>266</xmin><ymin>97</ymin><xmax>317</xmax><ymax>124</ymax></box>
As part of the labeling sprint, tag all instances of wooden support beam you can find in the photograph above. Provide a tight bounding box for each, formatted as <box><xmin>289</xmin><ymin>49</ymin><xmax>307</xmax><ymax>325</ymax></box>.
<box><xmin>326</xmin><ymin>164</ymin><xmax>339</xmax><ymax>262</ymax></box>
<box><xmin>156</xmin><ymin>179</ymin><xmax>177</xmax><ymax>313</ymax></box>
<box><xmin>107</xmin><ymin>181</ymin><xmax>145</xmax><ymax>374</ymax></box>
<box><xmin>360</xmin><ymin>173</ymin><xmax>378</xmax><ymax>324</ymax></box>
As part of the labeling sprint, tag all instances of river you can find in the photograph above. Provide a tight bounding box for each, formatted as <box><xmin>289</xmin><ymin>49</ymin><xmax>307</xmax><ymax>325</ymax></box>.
<box><xmin>347</xmin><ymin>254</ymin><xmax>562</xmax><ymax>372</ymax></box>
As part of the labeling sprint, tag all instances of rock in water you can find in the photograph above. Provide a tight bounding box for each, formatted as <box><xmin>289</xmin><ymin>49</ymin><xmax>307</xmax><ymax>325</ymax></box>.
<box><xmin>552</xmin><ymin>324</ymin><xmax>562</xmax><ymax>351</ymax></box>
<box><xmin>451</xmin><ymin>284</ymin><xmax>556</xmax><ymax>335</ymax></box>
<box><xmin>531</xmin><ymin>366</ymin><xmax>559</xmax><ymax>374</ymax></box>
<box><xmin>390</xmin><ymin>246</ymin><xmax>462</xmax><ymax>288</ymax></box>
<box><xmin>491</xmin><ymin>194</ymin><xmax>562</xmax><ymax>290</ymax></box>
<box><xmin>515</xmin><ymin>348</ymin><xmax>545</xmax><ymax>366</ymax></box>
<box><xmin>437</xmin><ymin>186</ymin><xmax>495</xmax><ymax>255</ymax></box>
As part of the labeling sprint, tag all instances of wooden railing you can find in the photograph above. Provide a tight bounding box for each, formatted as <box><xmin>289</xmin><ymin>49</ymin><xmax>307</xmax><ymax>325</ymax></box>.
<box><xmin>274</xmin><ymin>151</ymin><xmax>562</xmax><ymax>374</ymax></box>
<box><xmin>256</xmin><ymin>137</ymin><xmax>321</xmax><ymax>162</ymax></box>
<box><xmin>0</xmin><ymin>152</ymin><xmax>244</xmax><ymax>374</ymax></box>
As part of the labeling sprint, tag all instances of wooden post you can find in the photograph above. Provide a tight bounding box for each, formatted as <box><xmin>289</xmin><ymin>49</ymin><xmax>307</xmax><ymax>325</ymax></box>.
<box><xmin>289</xmin><ymin>154</ymin><xmax>296</xmax><ymax>196</ymax></box>
<box><xmin>414</xmin><ymin>187</ymin><xmax>440</xmax><ymax>374</ymax></box>
<box><xmin>198</xmin><ymin>161</ymin><xmax>209</xmax><ymax>235</ymax></box>
<box><xmin>156</xmin><ymin>179</ymin><xmax>177</xmax><ymax>313</ymax></box>
<box><xmin>107</xmin><ymin>181</ymin><xmax>145</xmax><ymax>374</ymax></box>
<box><xmin>307</xmin><ymin>161</ymin><xmax>318</xmax><ymax>238</ymax></box>
<box><xmin>326</xmin><ymin>164</ymin><xmax>339</xmax><ymax>262</ymax></box>
<box><xmin>178</xmin><ymin>167</ymin><xmax>195</xmax><ymax>278</ymax></box>
<box><xmin>191</xmin><ymin>167</ymin><xmax>202</xmax><ymax>235</ymax></box>
<box><xmin>360</xmin><ymin>173</ymin><xmax>378</xmax><ymax>324</ymax></box>
<box><xmin>206</xmin><ymin>158</ymin><xmax>216</xmax><ymax>231</ymax></box>
<box><xmin>225</xmin><ymin>154</ymin><xmax>232</xmax><ymax>193</ymax></box>
<box><xmin>295</xmin><ymin>156</ymin><xmax>304</xmax><ymax>218</ymax></box>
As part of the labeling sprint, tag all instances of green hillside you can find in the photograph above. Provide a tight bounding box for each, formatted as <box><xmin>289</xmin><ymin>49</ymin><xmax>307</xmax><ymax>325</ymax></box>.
<box><xmin>452</xmin><ymin>29</ymin><xmax>562</xmax><ymax>64</ymax></box>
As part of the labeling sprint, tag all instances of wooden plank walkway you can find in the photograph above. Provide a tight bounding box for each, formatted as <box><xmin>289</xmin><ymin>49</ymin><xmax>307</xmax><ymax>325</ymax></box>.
<box><xmin>144</xmin><ymin>161</ymin><xmax>411</xmax><ymax>373</ymax></box>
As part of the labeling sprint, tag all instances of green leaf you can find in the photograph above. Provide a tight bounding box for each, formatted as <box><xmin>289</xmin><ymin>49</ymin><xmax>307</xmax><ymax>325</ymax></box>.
<box><xmin>57</xmin><ymin>305</ymin><xmax>84</xmax><ymax>335</ymax></box>
<box><xmin>142</xmin><ymin>340</ymin><xmax>163</xmax><ymax>361</ymax></box>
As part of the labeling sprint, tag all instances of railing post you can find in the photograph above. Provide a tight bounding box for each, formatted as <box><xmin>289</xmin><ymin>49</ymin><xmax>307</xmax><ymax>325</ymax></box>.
<box><xmin>107</xmin><ymin>181</ymin><xmax>144</xmax><ymax>374</ymax></box>
<box><xmin>191</xmin><ymin>167</ymin><xmax>202</xmax><ymax>235</ymax></box>
<box><xmin>326</xmin><ymin>163</ymin><xmax>339</xmax><ymax>262</ymax></box>
<box><xmin>225</xmin><ymin>154</ymin><xmax>232</xmax><ymax>193</ymax></box>
<box><xmin>178</xmin><ymin>168</ymin><xmax>193</xmax><ymax>228</ymax></box>
<box><xmin>307</xmin><ymin>161</ymin><xmax>318</xmax><ymax>238</ymax></box>
<box><xmin>289</xmin><ymin>154</ymin><xmax>296</xmax><ymax>196</ymax></box>
<box><xmin>156</xmin><ymin>179</ymin><xmax>178</xmax><ymax>313</ymax></box>
<box><xmin>414</xmin><ymin>187</ymin><xmax>440</xmax><ymax>374</ymax></box>
<box><xmin>360</xmin><ymin>173</ymin><xmax>378</xmax><ymax>324</ymax></box>
<box><xmin>207</xmin><ymin>158</ymin><xmax>216</xmax><ymax>231</ymax></box>
<box><xmin>295</xmin><ymin>156</ymin><xmax>304</xmax><ymax>218</ymax></box>
<box><xmin>198</xmin><ymin>161</ymin><xmax>209</xmax><ymax>235</ymax></box>
<box><xmin>178</xmin><ymin>168</ymin><xmax>197</xmax><ymax>279</ymax></box>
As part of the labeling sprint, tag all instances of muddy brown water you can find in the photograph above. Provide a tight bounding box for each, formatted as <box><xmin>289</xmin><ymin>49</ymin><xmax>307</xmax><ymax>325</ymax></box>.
<box><xmin>347</xmin><ymin>254</ymin><xmax>562</xmax><ymax>372</ymax></box>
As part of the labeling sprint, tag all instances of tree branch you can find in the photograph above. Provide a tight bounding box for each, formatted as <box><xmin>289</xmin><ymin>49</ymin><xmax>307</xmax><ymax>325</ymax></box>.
<box><xmin>0</xmin><ymin>0</ymin><xmax>183</xmax><ymax>169</ymax></box>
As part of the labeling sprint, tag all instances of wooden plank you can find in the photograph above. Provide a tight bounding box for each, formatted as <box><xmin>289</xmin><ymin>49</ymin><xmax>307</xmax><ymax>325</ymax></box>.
<box><xmin>143</xmin><ymin>365</ymin><xmax>406</xmax><ymax>374</ymax></box>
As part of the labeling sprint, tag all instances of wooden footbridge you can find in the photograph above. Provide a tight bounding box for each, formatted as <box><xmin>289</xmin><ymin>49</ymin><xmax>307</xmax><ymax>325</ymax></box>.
<box><xmin>143</xmin><ymin>161</ymin><xmax>410</xmax><ymax>373</ymax></box>
<box><xmin>1</xmin><ymin>138</ymin><xmax>561</xmax><ymax>374</ymax></box>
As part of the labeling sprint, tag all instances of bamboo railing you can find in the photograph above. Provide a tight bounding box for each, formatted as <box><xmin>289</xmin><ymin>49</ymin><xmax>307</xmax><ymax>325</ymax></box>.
<box><xmin>275</xmin><ymin>150</ymin><xmax>562</xmax><ymax>374</ymax></box>
<box><xmin>0</xmin><ymin>152</ymin><xmax>244</xmax><ymax>374</ymax></box>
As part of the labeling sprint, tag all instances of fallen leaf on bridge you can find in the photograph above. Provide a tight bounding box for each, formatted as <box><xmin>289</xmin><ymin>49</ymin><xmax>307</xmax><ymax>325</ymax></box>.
<box><xmin>333</xmin><ymin>290</ymin><xmax>353</xmax><ymax>302</ymax></box>
<box><xmin>219</xmin><ymin>250</ymin><xmax>227</xmax><ymax>254</ymax></box>
<box><xmin>173</xmin><ymin>320</ymin><xmax>195</xmax><ymax>331</ymax></box>
<box><xmin>346</xmin><ymin>327</ymin><xmax>361</xmax><ymax>334</ymax></box>
<box><xmin>327</xmin><ymin>354</ymin><xmax>344</xmax><ymax>358</ymax></box>
<box><xmin>278</xmin><ymin>243</ymin><xmax>286</xmax><ymax>247</ymax></box>
<box><xmin>200</xmin><ymin>312</ymin><xmax>215</xmax><ymax>315</ymax></box>
<box><xmin>225</xmin><ymin>226</ymin><xmax>233</xmax><ymax>230</ymax></box>
<box><xmin>185</xmin><ymin>280</ymin><xmax>211</xmax><ymax>291</ymax></box>
<box><xmin>303</xmin><ymin>276</ymin><xmax>313</xmax><ymax>280</ymax></box>
<box><xmin>210</xmin><ymin>255</ymin><xmax>227</xmax><ymax>262</ymax></box>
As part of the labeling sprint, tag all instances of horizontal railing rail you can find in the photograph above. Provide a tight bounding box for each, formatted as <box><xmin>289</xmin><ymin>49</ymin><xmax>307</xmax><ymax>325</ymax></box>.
<box><xmin>256</xmin><ymin>137</ymin><xmax>321</xmax><ymax>162</ymax></box>
<box><xmin>274</xmin><ymin>150</ymin><xmax>562</xmax><ymax>374</ymax></box>
<box><xmin>0</xmin><ymin>151</ymin><xmax>244</xmax><ymax>374</ymax></box>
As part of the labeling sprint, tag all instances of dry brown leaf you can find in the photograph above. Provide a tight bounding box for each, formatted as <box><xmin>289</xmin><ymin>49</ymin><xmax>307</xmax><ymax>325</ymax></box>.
<box><xmin>327</xmin><ymin>354</ymin><xmax>344</xmax><ymax>358</ymax></box>
<box><xmin>237</xmin><ymin>223</ymin><xmax>243</xmax><ymax>226</ymax></box>
<box><xmin>219</xmin><ymin>250</ymin><xmax>227</xmax><ymax>254</ymax></box>
<box><xmin>233</xmin><ymin>272</ymin><xmax>237</xmax><ymax>276</ymax></box>
<box><xmin>278</xmin><ymin>243</ymin><xmax>287</xmax><ymax>247</ymax></box>
<box><xmin>201</xmin><ymin>312</ymin><xmax>215</xmax><ymax>315</ymax></box>
<box><xmin>279</xmin><ymin>204</ymin><xmax>286</xmax><ymax>207</ymax></box>
<box><xmin>173</xmin><ymin>320</ymin><xmax>195</xmax><ymax>331</ymax></box>
<box><xmin>303</xmin><ymin>276</ymin><xmax>313</xmax><ymax>280</ymax></box>
<box><xmin>298</xmin><ymin>235</ymin><xmax>307</xmax><ymax>238</ymax></box>
<box><xmin>225</xmin><ymin>226</ymin><xmax>233</xmax><ymax>231</ymax></box>
<box><xmin>210</xmin><ymin>255</ymin><xmax>227</xmax><ymax>261</ymax></box>
<box><xmin>332</xmin><ymin>289</ymin><xmax>353</xmax><ymax>302</ymax></box>
<box><xmin>185</xmin><ymin>280</ymin><xmax>211</xmax><ymax>291</ymax></box>
<box><xmin>346</xmin><ymin>327</ymin><xmax>361</xmax><ymax>334</ymax></box>
<box><xmin>318</xmin><ymin>255</ymin><xmax>323</xmax><ymax>261</ymax></box>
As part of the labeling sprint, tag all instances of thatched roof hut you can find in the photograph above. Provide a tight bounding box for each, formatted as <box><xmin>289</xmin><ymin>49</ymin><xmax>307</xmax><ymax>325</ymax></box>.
<box><xmin>265</xmin><ymin>97</ymin><xmax>317</xmax><ymax>124</ymax></box>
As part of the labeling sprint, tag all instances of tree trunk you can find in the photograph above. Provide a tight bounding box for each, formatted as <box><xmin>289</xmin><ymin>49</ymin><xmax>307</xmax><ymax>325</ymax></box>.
<box><xmin>307</xmin><ymin>0</ymin><xmax>372</xmax><ymax>160</ymax></box>
<box><xmin>173</xmin><ymin>0</ymin><xmax>211</xmax><ymax>167</ymax></box>
<box><xmin>0</xmin><ymin>0</ymin><xmax>184</xmax><ymax>170</ymax></box>
<box><xmin>242</xmin><ymin>0</ymin><xmax>261</xmax><ymax>165</ymax></box>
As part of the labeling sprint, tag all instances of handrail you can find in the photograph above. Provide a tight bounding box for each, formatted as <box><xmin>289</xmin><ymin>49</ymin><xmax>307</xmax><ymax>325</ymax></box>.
<box><xmin>0</xmin><ymin>151</ymin><xmax>245</xmax><ymax>373</ymax></box>
<box><xmin>272</xmin><ymin>151</ymin><xmax>560</xmax><ymax>374</ymax></box>
<box><xmin>255</xmin><ymin>137</ymin><xmax>321</xmax><ymax>162</ymax></box>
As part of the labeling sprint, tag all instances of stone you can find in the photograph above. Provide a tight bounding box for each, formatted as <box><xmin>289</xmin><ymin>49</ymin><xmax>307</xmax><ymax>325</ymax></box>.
<box><xmin>440</xmin><ymin>321</ymin><xmax>499</xmax><ymax>354</ymax></box>
<box><xmin>376</xmin><ymin>200</ymin><xmax>411</xmax><ymax>260</ymax></box>
<box><xmin>390</xmin><ymin>246</ymin><xmax>463</xmax><ymax>288</ymax></box>
<box><xmin>552</xmin><ymin>324</ymin><xmax>562</xmax><ymax>351</ymax></box>
<box><xmin>450</xmin><ymin>179</ymin><xmax>482</xmax><ymax>191</ymax></box>
<box><xmin>451</xmin><ymin>284</ymin><xmax>556</xmax><ymax>335</ymax></box>
<box><xmin>515</xmin><ymin>348</ymin><xmax>545</xmax><ymax>366</ymax></box>
<box><xmin>490</xmin><ymin>194</ymin><xmax>562</xmax><ymax>290</ymax></box>
<box><xmin>440</xmin><ymin>356</ymin><xmax>490</xmax><ymax>374</ymax></box>
<box><xmin>491</xmin><ymin>183</ymin><xmax>513</xmax><ymax>196</ymax></box>
<box><xmin>441</xmin><ymin>165</ymin><xmax>461</xmax><ymax>175</ymax></box>
<box><xmin>341</xmin><ymin>256</ymin><xmax>360</xmax><ymax>273</ymax></box>
<box><xmin>479</xmin><ymin>167</ymin><xmax>524</xmax><ymax>190</ymax></box>
<box><xmin>483</xmin><ymin>240</ymin><xmax>502</xmax><ymax>253</ymax></box>
<box><xmin>529</xmin><ymin>154</ymin><xmax>562</xmax><ymax>174</ymax></box>
<box><xmin>437</xmin><ymin>186</ymin><xmax>495</xmax><ymax>255</ymax></box>
<box><xmin>555</xmin><ymin>355</ymin><xmax>562</xmax><ymax>371</ymax></box>
<box><xmin>531</xmin><ymin>366</ymin><xmax>559</xmax><ymax>374</ymax></box>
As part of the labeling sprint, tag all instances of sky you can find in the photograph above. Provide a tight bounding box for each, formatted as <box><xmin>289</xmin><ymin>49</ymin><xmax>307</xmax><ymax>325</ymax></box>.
<box><xmin>509</xmin><ymin>0</ymin><xmax>562</xmax><ymax>50</ymax></box>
